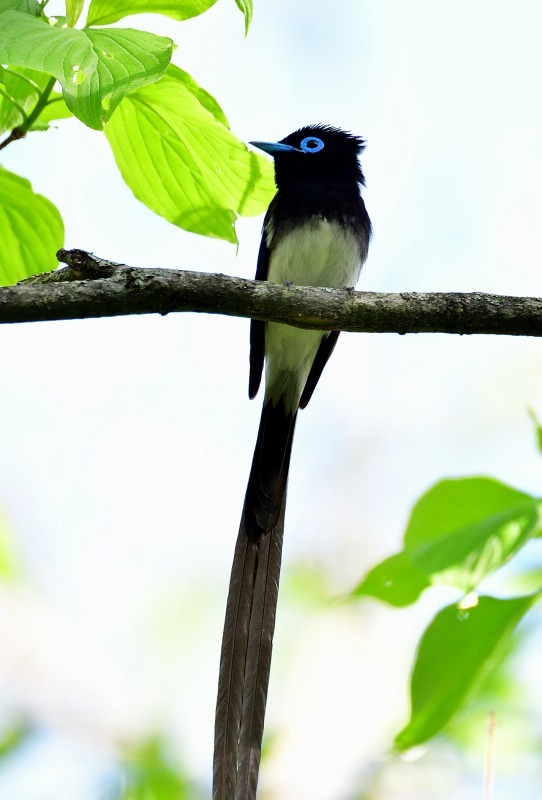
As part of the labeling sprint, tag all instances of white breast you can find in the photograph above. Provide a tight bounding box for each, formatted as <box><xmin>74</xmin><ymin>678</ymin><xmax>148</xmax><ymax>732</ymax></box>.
<box><xmin>264</xmin><ymin>218</ymin><xmax>365</xmax><ymax>411</ymax></box>
<box><xmin>266</xmin><ymin>217</ymin><xmax>363</xmax><ymax>290</ymax></box>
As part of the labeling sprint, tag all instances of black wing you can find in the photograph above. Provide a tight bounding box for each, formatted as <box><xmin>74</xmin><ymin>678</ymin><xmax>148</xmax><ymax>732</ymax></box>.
<box><xmin>298</xmin><ymin>331</ymin><xmax>340</xmax><ymax>409</ymax></box>
<box><xmin>249</xmin><ymin>200</ymin><xmax>276</xmax><ymax>399</ymax></box>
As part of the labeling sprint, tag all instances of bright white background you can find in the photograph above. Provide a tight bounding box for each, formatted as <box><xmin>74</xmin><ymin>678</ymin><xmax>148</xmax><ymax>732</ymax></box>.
<box><xmin>1</xmin><ymin>1</ymin><xmax>542</xmax><ymax>798</ymax></box>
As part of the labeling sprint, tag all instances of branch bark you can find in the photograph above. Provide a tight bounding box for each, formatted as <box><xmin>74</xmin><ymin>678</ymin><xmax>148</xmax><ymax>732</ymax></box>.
<box><xmin>1</xmin><ymin>248</ymin><xmax>541</xmax><ymax>337</ymax></box>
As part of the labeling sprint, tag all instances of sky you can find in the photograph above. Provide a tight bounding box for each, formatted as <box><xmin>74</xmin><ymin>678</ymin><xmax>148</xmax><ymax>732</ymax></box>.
<box><xmin>1</xmin><ymin>1</ymin><xmax>542</xmax><ymax>798</ymax></box>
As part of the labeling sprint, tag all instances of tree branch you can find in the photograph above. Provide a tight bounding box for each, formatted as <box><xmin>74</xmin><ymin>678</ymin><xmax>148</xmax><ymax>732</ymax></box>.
<box><xmin>1</xmin><ymin>248</ymin><xmax>541</xmax><ymax>337</ymax></box>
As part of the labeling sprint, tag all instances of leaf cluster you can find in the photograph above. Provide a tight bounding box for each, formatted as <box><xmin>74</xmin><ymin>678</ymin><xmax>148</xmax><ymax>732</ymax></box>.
<box><xmin>352</xmin><ymin>430</ymin><xmax>542</xmax><ymax>751</ymax></box>
<box><xmin>0</xmin><ymin>0</ymin><xmax>274</xmax><ymax>283</ymax></box>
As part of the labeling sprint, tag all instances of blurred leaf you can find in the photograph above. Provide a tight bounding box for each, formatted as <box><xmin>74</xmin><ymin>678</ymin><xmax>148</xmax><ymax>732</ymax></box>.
<box><xmin>104</xmin><ymin>64</ymin><xmax>275</xmax><ymax>243</ymax></box>
<box><xmin>0</xmin><ymin>165</ymin><xmax>64</xmax><ymax>284</ymax></box>
<box><xmin>0</xmin><ymin>6</ymin><xmax>173</xmax><ymax>129</ymax></box>
<box><xmin>234</xmin><ymin>0</ymin><xmax>252</xmax><ymax>34</ymax></box>
<box><xmin>508</xmin><ymin>565</ymin><xmax>542</xmax><ymax>594</ymax></box>
<box><xmin>121</xmin><ymin>738</ymin><xmax>202</xmax><ymax>800</ymax></box>
<box><xmin>405</xmin><ymin>478</ymin><xmax>542</xmax><ymax>593</ymax></box>
<box><xmin>65</xmin><ymin>0</ymin><xmax>83</xmax><ymax>25</ymax></box>
<box><xmin>395</xmin><ymin>593</ymin><xmax>538</xmax><ymax>750</ymax></box>
<box><xmin>0</xmin><ymin>721</ymin><xmax>31</xmax><ymax>759</ymax></box>
<box><xmin>282</xmin><ymin>563</ymin><xmax>332</xmax><ymax>608</ymax></box>
<box><xmin>87</xmin><ymin>0</ymin><xmax>218</xmax><ymax>27</ymax></box>
<box><xmin>0</xmin><ymin>511</ymin><xmax>21</xmax><ymax>580</ymax></box>
<box><xmin>352</xmin><ymin>551</ymin><xmax>430</xmax><ymax>607</ymax></box>
<box><xmin>528</xmin><ymin>407</ymin><xmax>542</xmax><ymax>455</ymax></box>
<box><xmin>445</xmin><ymin>628</ymin><xmax>525</xmax><ymax>752</ymax></box>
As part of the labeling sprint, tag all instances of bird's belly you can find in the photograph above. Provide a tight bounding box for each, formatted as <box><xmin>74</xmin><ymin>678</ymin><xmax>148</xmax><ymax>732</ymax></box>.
<box><xmin>266</xmin><ymin>217</ymin><xmax>362</xmax><ymax>289</ymax></box>
<box><xmin>264</xmin><ymin>218</ymin><xmax>363</xmax><ymax>410</ymax></box>
<box><xmin>265</xmin><ymin>325</ymin><xmax>323</xmax><ymax>409</ymax></box>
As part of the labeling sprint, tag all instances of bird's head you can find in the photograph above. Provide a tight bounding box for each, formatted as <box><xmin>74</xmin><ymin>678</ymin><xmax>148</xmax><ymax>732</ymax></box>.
<box><xmin>250</xmin><ymin>124</ymin><xmax>367</xmax><ymax>189</ymax></box>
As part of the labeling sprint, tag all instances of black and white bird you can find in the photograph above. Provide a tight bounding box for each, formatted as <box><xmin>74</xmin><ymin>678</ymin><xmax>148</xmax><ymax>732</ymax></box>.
<box><xmin>213</xmin><ymin>124</ymin><xmax>372</xmax><ymax>800</ymax></box>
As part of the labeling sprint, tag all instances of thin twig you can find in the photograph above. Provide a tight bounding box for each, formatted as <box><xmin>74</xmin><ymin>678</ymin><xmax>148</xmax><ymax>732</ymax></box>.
<box><xmin>483</xmin><ymin>710</ymin><xmax>496</xmax><ymax>800</ymax></box>
<box><xmin>0</xmin><ymin>127</ymin><xmax>26</xmax><ymax>150</ymax></box>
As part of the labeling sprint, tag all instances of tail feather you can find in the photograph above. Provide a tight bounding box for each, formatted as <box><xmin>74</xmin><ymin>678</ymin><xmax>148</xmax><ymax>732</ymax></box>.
<box><xmin>213</xmin><ymin>401</ymin><xmax>295</xmax><ymax>800</ymax></box>
<box><xmin>213</xmin><ymin>519</ymin><xmax>258</xmax><ymax>800</ymax></box>
<box><xmin>236</xmin><ymin>498</ymin><xmax>285</xmax><ymax>800</ymax></box>
<box><xmin>245</xmin><ymin>400</ymin><xmax>297</xmax><ymax>540</ymax></box>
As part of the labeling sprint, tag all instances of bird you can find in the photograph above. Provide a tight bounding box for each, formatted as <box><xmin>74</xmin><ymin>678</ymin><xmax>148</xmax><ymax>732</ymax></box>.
<box><xmin>213</xmin><ymin>124</ymin><xmax>372</xmax><ymax>800</ymax></box>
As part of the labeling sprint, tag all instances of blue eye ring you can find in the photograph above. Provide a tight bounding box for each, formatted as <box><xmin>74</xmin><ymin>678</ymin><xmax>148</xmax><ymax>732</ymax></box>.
<box><xmin>300</xmin><ymin>136</ymin><xmax>325</xmax><ymax>153</ymax></box>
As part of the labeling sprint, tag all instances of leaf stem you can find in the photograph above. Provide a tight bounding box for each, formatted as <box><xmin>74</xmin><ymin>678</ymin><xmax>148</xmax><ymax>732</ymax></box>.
<box><xmin>0</xmin><ymin>75</ymin><xmax>56</xmax><ymax>152</ymax></box>
<box><xmin>43</xmin><ymin>96</ymin><xmax>64</xmax><ymax>110</ymax></box>
<box><xmin>22</xmin><ymin>75</ymin><xmax>57</xmax><ymax>131</ymax></box>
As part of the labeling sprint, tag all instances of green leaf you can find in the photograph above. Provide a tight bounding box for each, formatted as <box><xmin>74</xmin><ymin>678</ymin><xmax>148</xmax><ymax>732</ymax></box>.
<box><xmin>0</xmin><ymin>67</ymin><xmax>71</xmax><ymax>133</ymax></box>
<box><xmin>234</xmin><ymin>0</ymin><xmax>252</xmax><ymax>35</ymax></box>
<box><xmin>444</xmin><ymin>631</ymin><xmax>523</xmax><ymax>752</ymax></box>
<box><xmin>86</xmin><ymin>0</ymin><xmax>218</xmax><ymax>27</ymax></box>
<box><xmin>30</xmin><ymin>90</ymin><xmax>73</xmax><ymax>129</ymax></box>
<box><xmin>167</xmin><ymin>64</ymin><xmax>229</xmax><ymax>129</ymax></box>
<box><xmin>404</xmin><ymin>478</ymin><xmax>542</xmax><ymax>593</ymax></box>
<box><xmin>0</xmin><ymin>166</ymin><xmax>64</xmax><ymax>284</ymax></box>
<box><xmin>0</xmin><ymin>65</ymin><xmax>51</xmax><ymax>135</ymax></box>
<box><xmin>351</xmin><ymin>551</ymin><xmax>430</xmax><ymax>607</ymax></box>
<box><xmin>395</xmin><ymin>593</ymin><xmax>538</xmax><ymax>750</ymax></box>
<box><xmin>0</xmin><ymin>7</ymin><xmax>174</xmax><ymax>129</ymax></box>
<box><xmin>104</xmin><ymin>65</ymin><xmax>275</xmax><ymax>243</ymax></box>
<box><xmin>65</xmin><ymin>0</ymin><xmax>83</xmax><ymax>26</ymax></box>
<box><xmin>405</xmin><ymin>477</ymin><xmax>536</xmax><ymax>548</ymax></box>
<box><xmin>352</xmin><ymin>478</ymin><xmax>542</xmax><ymax>606</ymax></box>
<box><xmin>0</xmin><ymin>0</ymin><xmax>39</xmax><ymax>13</ymax></box>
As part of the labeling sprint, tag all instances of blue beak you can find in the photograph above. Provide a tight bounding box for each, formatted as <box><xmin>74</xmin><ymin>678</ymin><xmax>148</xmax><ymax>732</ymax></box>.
<box><xmin>249</xmin><ymin>141</ymin><xmax>299</xmax><ymax>155</ymax></box>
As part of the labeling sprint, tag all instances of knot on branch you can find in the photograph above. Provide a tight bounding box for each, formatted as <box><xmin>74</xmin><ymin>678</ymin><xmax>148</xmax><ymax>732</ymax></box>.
<box><xmin>56</xmin><ymin>249</ymin><xmax>118</xmax><ymax>280</ymax></box>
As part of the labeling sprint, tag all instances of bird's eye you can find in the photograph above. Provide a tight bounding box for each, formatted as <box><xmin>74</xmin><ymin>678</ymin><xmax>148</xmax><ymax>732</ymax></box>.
<box><xmin>300</xmin><ymin>136</ymin><xmax>325</xmax><ymax>153</ymax></box>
